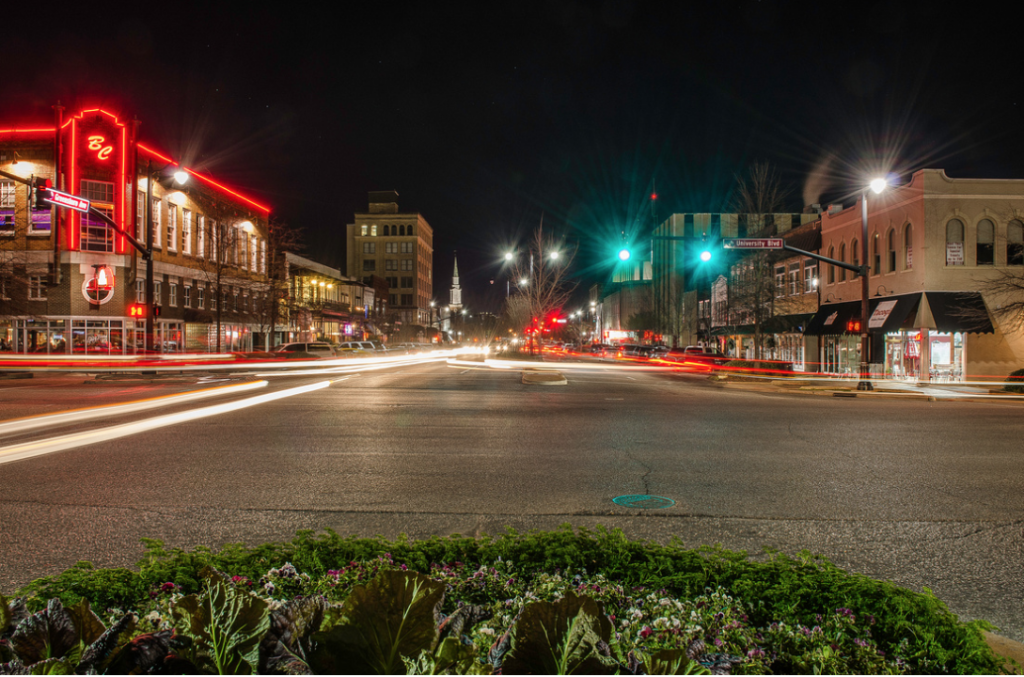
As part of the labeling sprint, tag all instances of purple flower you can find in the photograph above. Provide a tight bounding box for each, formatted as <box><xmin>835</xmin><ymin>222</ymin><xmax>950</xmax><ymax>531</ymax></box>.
<box><xmin>714</xmin><ymin>638</ymin><xmax>723</xmax><ymax>647</ymax></box>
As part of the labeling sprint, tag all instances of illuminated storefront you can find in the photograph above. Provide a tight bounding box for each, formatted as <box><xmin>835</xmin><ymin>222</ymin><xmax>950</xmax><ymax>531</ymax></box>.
<box><xmin>1</xmin><ymin>106</ymin><xmax>272</xmax><ymax>354</ymax></box>
<box><xmin>805</xmin><ymin>292</ymin><xmax>993</xmax><ymax>381</ymax></box>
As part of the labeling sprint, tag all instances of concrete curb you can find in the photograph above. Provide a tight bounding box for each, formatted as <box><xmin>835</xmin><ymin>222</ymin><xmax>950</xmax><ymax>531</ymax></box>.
<box><xmin>714</xmin><ymin>379</ymin><xmax>1024</xmax><ymax>403</ymax></box>
<box><xmin>985</xmin><ymin>631</ymin><xmax>1024</xmax><ymax>673</ymax></box>
<box><xmin>522</xmin><ymin>370</ymin><xmax>567</xmax><ymax>386</ymax></box>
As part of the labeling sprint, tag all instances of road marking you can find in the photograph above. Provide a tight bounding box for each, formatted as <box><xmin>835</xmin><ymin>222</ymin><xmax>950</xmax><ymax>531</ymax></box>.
<box><xmin>0</xmin><ymin>380</ymin><xmax>331</xmax><ymax>466</ymax></box>
<box><xmin>605</xmin><ymin>397</ymin><xmax>624</xmax><ymax>400</ymax></box>
<box><xmin>0</xmin><ymin>380</ymin><xmax>268</xmax><ymax>437</ymax></box>
<box><xmin>460</xmin><ymin>370</ymin><xmax>470</xmax><ymax>374</ymax></box>
<box><xmin>626</xmin><ymin>376</ymin><xmax>636</xmax><ymax>380</ymax></box>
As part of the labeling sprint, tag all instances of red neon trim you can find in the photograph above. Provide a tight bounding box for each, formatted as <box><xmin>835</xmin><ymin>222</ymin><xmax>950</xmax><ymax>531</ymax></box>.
<box><xmin>69</xmin><ymin>119</ymin><xmax>77</xmax><ymax>250</ymax></box>
<box><xmin>0</xmin><ymin>127</ymin><xmax>56</xmax><ymax>134</ymax></box>
<box><xmin>138</xmin><ymin>143</ymin><xmax>271</xmax><ymax>214</ymax></box>
<box><xmin>118</xmin><ymin>126</ymin><xmax>127</xmax><ymax>253</ymax></box>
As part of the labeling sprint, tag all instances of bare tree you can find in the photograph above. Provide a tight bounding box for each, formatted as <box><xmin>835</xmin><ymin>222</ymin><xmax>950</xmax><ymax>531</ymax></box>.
<box><xmin>727</xmin><ymin>162</ymin><xmax>792</xmax><ymax>359</ymax></box>
<box><xmin>507</xmin><ymin>219</ymin><xmax>577</xmax><ymax>353</ymax></box>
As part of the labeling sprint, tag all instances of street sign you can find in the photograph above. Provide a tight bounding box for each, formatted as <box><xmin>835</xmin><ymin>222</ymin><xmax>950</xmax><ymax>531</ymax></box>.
<box><xmin>43</xmin><ymin>188</ymin><xmax>91</xmax><ymax>213</ymax></box>
<box><xmin>723</xmin><ymin>238</ymin><xmax>784</xmax><ymax>249</ymax></box>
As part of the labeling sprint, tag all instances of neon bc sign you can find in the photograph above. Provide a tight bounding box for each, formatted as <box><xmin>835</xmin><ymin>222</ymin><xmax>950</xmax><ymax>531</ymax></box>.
<box><xmin>87</xmin><ymin>135</ymin><xmax>114</xmax><ymax>161</ymax></box>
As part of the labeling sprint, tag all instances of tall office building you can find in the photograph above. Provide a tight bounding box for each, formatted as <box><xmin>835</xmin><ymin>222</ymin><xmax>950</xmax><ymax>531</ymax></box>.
<box><xmin>346</xmin><ymin>191</ymin><xmax>433</xmax><ymax>326</ymax></box>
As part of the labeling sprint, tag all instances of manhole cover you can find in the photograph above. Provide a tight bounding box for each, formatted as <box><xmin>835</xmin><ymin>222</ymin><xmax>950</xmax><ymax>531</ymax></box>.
<box><xmin>612</xmin><ymin>494</ymin><xmax>675</xmax><ymax>509</ymax></box>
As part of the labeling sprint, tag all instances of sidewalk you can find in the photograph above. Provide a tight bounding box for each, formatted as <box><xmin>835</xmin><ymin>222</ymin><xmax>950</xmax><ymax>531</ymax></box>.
<box><xmin>719</xmin><ymin>375</ymin><xmax>1024</xmax><ymax>402</ymax></box>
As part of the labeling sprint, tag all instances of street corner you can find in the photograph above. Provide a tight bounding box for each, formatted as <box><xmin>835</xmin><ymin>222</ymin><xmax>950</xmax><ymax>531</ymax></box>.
<box><xmin>521</xmin><ymin>369</ymin><xmax>567</xmax><ymax>386</ymax></box>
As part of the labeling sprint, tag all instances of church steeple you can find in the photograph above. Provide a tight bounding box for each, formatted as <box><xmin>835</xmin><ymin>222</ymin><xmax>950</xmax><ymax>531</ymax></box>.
<box><xmin>449</xmin><ymin>252</ymin><xmax>462</xmax><ymax>310</ymax></box>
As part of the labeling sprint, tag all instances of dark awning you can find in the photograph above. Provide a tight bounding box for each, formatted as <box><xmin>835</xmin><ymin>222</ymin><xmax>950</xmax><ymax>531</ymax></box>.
<box><xmin>804</xmin><ymin>291</ymin><xmax>995</xmax><ymax>336</ymax></box>
<box><xmin>919</xmin><ymin>292</ymin><xmax>994</xmax><ymax>334</ymax></box>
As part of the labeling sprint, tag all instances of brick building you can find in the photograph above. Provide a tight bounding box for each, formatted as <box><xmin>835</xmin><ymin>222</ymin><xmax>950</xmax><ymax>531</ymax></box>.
<box><xmin>0</xmin><ymin>106</ymin><xmax>273</xmax><ymax>354</ymax></box>
<box><xmin>345</xmin><ymin>191</ymin><xmax>433</xmax><ymax>328</ymax></box>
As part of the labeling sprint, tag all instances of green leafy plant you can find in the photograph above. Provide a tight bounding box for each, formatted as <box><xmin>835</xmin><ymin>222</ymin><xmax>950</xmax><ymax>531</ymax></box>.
<box><xmin>309</xmin><ymin>570</ymin><xmax>445</xmax><ymax>675</ymax></box>
<box><xmin>501</xmin><ymin>592</ymin><xmax>617</xmax><ymax>675</ymax></box>
<box><xmin>171</xmin><ymin>579</ymin><xmax>270</xmax><ymax>674</ymax></box>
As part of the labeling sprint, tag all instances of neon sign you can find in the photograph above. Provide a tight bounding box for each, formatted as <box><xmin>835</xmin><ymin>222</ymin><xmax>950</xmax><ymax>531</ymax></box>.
<box><xmin>87</xmin><ymin>135</ymin><xmax>114</xmax><ymax>161</ymax></box>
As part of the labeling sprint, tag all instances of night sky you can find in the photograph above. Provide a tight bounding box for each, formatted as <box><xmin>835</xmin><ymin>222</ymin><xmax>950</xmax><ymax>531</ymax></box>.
<box><xmin>5</xmin><ymin>1</ymin><xmax>1021</xmax><ymax>313</ymax></box>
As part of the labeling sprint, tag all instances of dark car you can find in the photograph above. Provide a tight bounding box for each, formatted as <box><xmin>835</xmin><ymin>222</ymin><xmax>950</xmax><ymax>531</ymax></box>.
<box><xmin>271</xmin><ymin>342</ymin><xmax>337</xmax><ymax>358</ymax></box>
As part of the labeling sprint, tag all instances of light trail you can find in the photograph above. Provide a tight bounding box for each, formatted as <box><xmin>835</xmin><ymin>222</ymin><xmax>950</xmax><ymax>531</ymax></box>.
<box><xmin>0</xmin><ymin>380</ymin><xmax>267</xmax><ymax>437</ymax></box>
<box><xmin>0</xmin><ymin>380</ymin><xmax>334</xmax><ymax>466</ymax></box>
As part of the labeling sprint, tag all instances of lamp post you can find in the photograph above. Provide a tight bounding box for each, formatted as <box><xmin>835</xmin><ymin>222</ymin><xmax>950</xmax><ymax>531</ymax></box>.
<box><xmin>858</xmin><ymin>177</ymin><xmax>888</xmax><ymax>391</ymax></box>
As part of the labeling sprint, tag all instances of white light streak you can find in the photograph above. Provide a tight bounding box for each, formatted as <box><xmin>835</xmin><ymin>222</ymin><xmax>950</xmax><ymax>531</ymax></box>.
<box><xmin>0</xmin><ymin>380</ymin><xmax>267</xmax><ymax>437</ymax></box>
<box><xmin>0</xmin><ymin>380</ymin><xmax>332</xmax><ymax>466</ymax></box>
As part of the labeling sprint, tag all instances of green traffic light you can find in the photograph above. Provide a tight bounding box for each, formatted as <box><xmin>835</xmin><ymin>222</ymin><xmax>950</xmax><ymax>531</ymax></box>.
<box><xmin>618</xmin><ymin>248</ymin><xmax>631</xmax><ymax>261</ymax></box>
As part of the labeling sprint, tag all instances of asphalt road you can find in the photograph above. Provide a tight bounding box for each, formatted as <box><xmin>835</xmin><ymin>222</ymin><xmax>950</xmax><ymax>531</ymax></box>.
<box><xmin>1</xmin><ymin>360</ymin><xmax>1023</xmax><ymax>641</ymax></box>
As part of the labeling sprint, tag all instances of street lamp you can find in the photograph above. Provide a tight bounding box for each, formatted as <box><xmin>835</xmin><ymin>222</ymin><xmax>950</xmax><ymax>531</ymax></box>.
<box><xmin>858</xmin><ymin>177</ymin><xmax>887</xmax><ymax>391</ymax></box>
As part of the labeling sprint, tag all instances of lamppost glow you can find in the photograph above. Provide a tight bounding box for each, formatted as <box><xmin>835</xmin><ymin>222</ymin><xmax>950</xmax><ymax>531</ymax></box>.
<box><xmin>858</xmin><ymin>177</ymin><xmax>888</xmax><ymax>390</ymax></box>
<box><xmin>173</xmin><ymin>169</ymin><xmax>189</xmax><ymax>185</ymax></box>
<box><xmin>870</xmin><ymin>177</ymin><xmax>887</xmax><ymax>194</ymax></box>
<box><xmin>700</xmin><ymin>250</ymin><xmax>712</xmax><ymax>262</ymax></box>
<box><xmin>618</xmin><ymin>248</ymin><xmax>631</xmax><ymax>261</ymax></box>
<box><xmin>550</xmin><ymin>251</ymin><xmax>559</xmax><ymax>260</ymax></box>
<box><xmin>504</xmin><ymin>252</ymin><xmax>514</xmax><ymax>261</ymax></box>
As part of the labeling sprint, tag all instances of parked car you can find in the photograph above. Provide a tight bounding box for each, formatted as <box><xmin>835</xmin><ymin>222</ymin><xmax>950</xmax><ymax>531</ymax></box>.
<box><xmin>271</xmin><ymin>342</ymin><xmax>337</xmax><ymax>358</ymax></box>
<box><xmin>337</xmin><ymin>341</ymin><xmax>378</xmax><ymax>354</ymax></box>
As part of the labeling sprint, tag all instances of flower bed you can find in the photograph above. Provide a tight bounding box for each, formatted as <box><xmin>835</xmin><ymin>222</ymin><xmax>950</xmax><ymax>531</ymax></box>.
<box><xmin>0</xmin><ymin>526</ymin><xmax>1006</xmax><ymax>674</ymax></box>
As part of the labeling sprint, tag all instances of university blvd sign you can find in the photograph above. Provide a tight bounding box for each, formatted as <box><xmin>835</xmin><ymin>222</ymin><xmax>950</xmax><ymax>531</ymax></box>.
<box><xmin>723</xmin><ymin>238</ymin><xmax>784</xmax><ymax>249</ymax></box>
<box><xmin>43</xmin><ymin>188</ymin><xmax>91</xmax><ymax>213</ymax></box>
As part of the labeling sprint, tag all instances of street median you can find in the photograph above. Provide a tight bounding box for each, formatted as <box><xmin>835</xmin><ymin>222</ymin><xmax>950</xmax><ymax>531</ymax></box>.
<box><xmin>521</xmin><ymin>368</ymin><xmax>567</xmax><ymax>385</ymax></box>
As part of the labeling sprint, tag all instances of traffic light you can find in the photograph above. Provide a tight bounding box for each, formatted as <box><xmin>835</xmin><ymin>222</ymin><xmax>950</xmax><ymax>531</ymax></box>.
<box><xmin>31</xmin><ymin>176</ymin><xmax>52</xmax><ymax>210</ymax></box>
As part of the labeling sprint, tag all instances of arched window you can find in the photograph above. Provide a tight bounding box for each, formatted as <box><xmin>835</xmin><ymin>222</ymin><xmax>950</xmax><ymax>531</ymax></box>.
<box><xmin>851</xmin><ymin>238</ymin><xmax>859</xmax><ymax>275</ymax></box>
<box><xmin>839</xmin><ymin>243</ymin><xmax>846</xmax><ymax>282</ymax></box>
<box><xmin>399</xmin><ymin>225</ymin><xmax>406</xmax><ymax>236</ymax></box>
<box><xmin>977</xmin><ymin>219</ymin><xmax>994</xmax><ymax>265</ymax></box>
<box><xmin>408</xmin><ymin>225</ymin><xmax>415</xmax><ymax>236</ymax></box>
<box><xmin>828</xmin><ymin>246</ymin><xmax>835</xmax><ymax>283</ymax></box>
<box><xmin>887</xmin><ymin>229</ymin><xmax>896</xmax><ymax>272</ymax></box>
<box><xmin>904</xmin><ymin>224</ymin><xmax>913</xmax><ymax>269</ymax></box>
<box><xmin>872</xmin><ymin>233</ymin><xmax>881</xmax><ymax>274</ymax></box>
<box><xmin>946</xmin><ymin>219</ymin><xmax>964</xmax><ymax>265</ymax></box>
<box><xmin>1008</xmin><ymin>219</ymin><xmax>1024</xmax><ymax>266</ymax></box>
<box><xmin>384</xmin><ymin>225</ymin><xmax>390</xmax><ymax>236</ymax></box>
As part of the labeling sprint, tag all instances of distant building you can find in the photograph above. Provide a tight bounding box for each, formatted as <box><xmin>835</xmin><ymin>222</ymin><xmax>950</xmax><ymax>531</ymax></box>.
<box><xmin>345</xmin><ymin>191</ymin><xmax>433</xmax><ymax>327</ymax></box>
<box><xmin>652</xmin><ymin>211</ymin><xmax>817</xmax><ymax>347</ymax></box>
<box><xmin>283</xmin><ymin>252</ymin><xmax>375</xmax><ymax>343</ymax></box>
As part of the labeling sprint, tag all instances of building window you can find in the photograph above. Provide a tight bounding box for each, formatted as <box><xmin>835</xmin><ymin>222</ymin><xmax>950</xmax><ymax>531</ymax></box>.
<box><xmin>788</xmin><ymin>263</ymin><xmax>800</xmax><ymax>295</ymax></box>
<box><xmin>371</xmin><ymin>225</ymin><xmax>377</xmax><ymax>236</ymax></box>
<box><xmin>977</xmin><ymin>218</ymin><xmax>994</xmax><ymax>265</ymax></box>
<box><xmin>946</xmin><ymin>218</ymin><xmax>964</xmax><ymax>265</ymax></box>
<box><xmin>260</xmin><ymin>239</ymin><xmax>266</xmax><ymax>273</ymax></box>
<box><xmin>385</xmin><ymin>259</ymin><xmax>398</xmax><ymax>271</ymax></box>
<box><xmin>363</xmin><ymin>242</ymin><xmax>376</xmax><ymax>254</ymax></box>
<box><xmin>887</xmin><ymin>228</ymin><xmax>896</xmax><ymax>272</ymax></box>
<box><xmin>401</xmin><ymin>259</ymin><xmax>413</xmax><ymax>271</ymax></box>
<box><xmin>239</xmin><ymin>229</ymin><xmax>248</xmax><ymax>269</ymax></box>
<box><xmin>904</xmin><ymin>224</ymin><xmax>913</xmax><ymax>269</ymax></box>
<box><xmin>136</xmin><ymin>279</ymin><xmax>145</xmax><ymax>303</ymax></box>
<box><xmin>401</xmin><ymin>276</ymin><xmax>413</xmax><ymax>288</ymax></box>
<box><xmin>401</xmin><ymin>294</ymin><xmax>413</xmax><ymax>305</ymax></box>
<box><xmin>401</xmin><ymin>242</ymin><xmax>413</xmax><ymax>253</ymax></box>
<box><xmin>363</xmin><ymin>259</ymin><xmax>376</xmax><ymax>271</ymax></box>
<box><xmin>398</xmin><ymin>225</ymin><xmax>405</xmax><ymax>236</ymax></box>
<box><xmin>408</xmin><ymin>225</ymin><xmax>415</xmax><ymax>236</ymax></box>
<box><xmin>385</xmin><ymin>242</ymin><xmax>396</xmax><ymax>253</ymax></box>
<box><xmin>28</xmin><ymin>276</ymin><xmax>46</xmax><ymax>300</ymax></box>
<box><xmin>803</xmin><ymin>260</ymin><xmax>817</xmax><ymax>293</ymax></box>
<box><xmin>152</xmin><ymin>199</ymin><xmax>162</xmax><ymax>249</ymax></box>
<box><xmin>361</xmin><ymin>224</ymin><xmax>368</xmax><ymax>236</ymax></box>
<box><xmin>389</xmin><ymin>294</ymin><xmax>398</xmax><ymax>305</ymax></box>
<box><xmin>154</xmin><ymin>281</ymin><xmax>162</xmax><ymax>305</ymax></box>
<box><xmin>198</xmin><ymin>286</ymin><xmax>206</xmax><ymax>309</ymax></box>
<box><xmin>775</xmin><ymin>266</ymin><xmax>785</xmax><ymax>298</ymax></box>
<box><xmin>838</xmin><ymin>243</ymin><xmax>846</xmax><ymax>282</ymax></box>
<box><xmin>169</xmin><ymin>284</ymin><xmax>178</xmax><ymax>307</ymax></box>
<box><xmin>827</xmin><ymin>246</ymin><xmax>835</xmax><ymax>284</ymax></box>
<box><xmin>0</xmin><ymin>181</ymin><xmax>15</xmax><ymax>233</ymax></box>
<box><xmin>137</xmin><ymin>190</ymin><xmax>146</xmax><ymax>243</ymax></box>
<box><xmin>167</xmin><ymin>204</ymin><xmax>178</xmax><ymax>252</ymax></box>
<box><xmin>80</xmin><ymin>180</ymin><xmax>116</xmax><ymax>252</ymax></box>
<box><xmin>184</xmin><ymin>285</ymin><xmax>191</xmax><ymax>308</ymax></box>
<box><xmin>872</xmin><ymin>233</ymin><xmax>880</xmax><ymax>275</ymax></box>
<box><xmin>1008</xmin><ymin>220</ymin><xmax>1024</xmax><ymax>266</ymax></box>
<box><xmin>182</xmin><ymin>209</ymin><xmax>192</xmax><ymax>255</ymax></box>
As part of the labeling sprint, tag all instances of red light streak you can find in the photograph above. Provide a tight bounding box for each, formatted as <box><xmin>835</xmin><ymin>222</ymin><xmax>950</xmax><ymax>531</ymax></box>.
<box><xmin>138</xmin><ymin>143</ymin><xmax>271</xmax><ymax>214</ymax></box>
<box><xmin>0</xmin><ymin>127</ymin><xmax>55</xmax><ymax>135</ymax></box>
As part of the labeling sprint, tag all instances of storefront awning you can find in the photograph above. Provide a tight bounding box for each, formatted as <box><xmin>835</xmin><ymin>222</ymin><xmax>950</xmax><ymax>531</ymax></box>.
<box><xmin>916</xmin><ymin>292</ymin><xmax>994</xmax><ymax>334</ymax></box>
<box><xmin>804</xmin><ymin>291</ymin><xmax>995</xmax><ymax>336</ymax></box>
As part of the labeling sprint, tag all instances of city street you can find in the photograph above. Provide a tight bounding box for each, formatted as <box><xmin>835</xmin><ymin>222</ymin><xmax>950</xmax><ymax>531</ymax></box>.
<box><xmin>1</xmin><ymin>360</ymin><xmax>1023</xmax><ymax>641</ymax></box>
